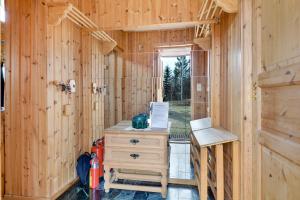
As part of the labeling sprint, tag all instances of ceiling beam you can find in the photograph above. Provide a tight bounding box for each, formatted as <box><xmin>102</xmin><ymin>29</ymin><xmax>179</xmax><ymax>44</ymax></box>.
<box><xmin>215</xmin><ymin>0</ymin><xmax>238</xmax><ymax>13</ymax></box>
<box><xmin>193</xmin><ymin>37</ymin><xmax>212</xmax><ymax>50</ymax></box>
<box><xmin>105</xmin><ymin>20</ymin><xmax>217</xmax><ymax>32</ymax></box>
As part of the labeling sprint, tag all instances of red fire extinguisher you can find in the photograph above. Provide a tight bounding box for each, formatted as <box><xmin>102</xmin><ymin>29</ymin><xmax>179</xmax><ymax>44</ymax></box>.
<box><xmin>91</xmin><ymin>138</ymin><xmax>104</xmax><ymax>178</ymax></box>
<box><xmin>89</xmin><ymin>153</ymin><xmax>99</xmax><ymax>189</ymax></box>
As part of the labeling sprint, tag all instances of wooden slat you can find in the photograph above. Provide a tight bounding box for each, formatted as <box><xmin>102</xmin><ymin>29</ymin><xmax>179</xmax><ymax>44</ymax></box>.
<box><xmin>211</xmin><ymin>23</ymin><xmax>221</xmax><ymax>127</ymax></box>
<box><xmin>258</xmin><ymin>61</ymin><xmax>300</xmax><ymax>88</ymax></box>
<box><xmin>200</xmin><ymin>147</ymin><xmax>208</xmax><ymax>200</ymax></box>
<box><xmin>109</xmin><ymin>183</ymin><xmax>162</xmax><ymax>193</ymax></box>
<box><xmin>232</xmin><ymin>141</ymin><xmax>240</xmax><ymax>200</ymax></box>
<box><xmin>48</xmin><ymin>3</ymin><xmax>117</xmax><ymax>53</ymax></box>
<box><xmin>208</xmin><ymin>176</ymin><xmax>217</xmax><ymax>198</ymax></box>
<box><xmin>168</xmin><ymin>178</ymin><xmax>197</xmax><ymax>186</ymax></box>
<box><xmin>117</xmin><ymin>172</ymin><xmax>162</xmax><ymax>182</ymax></box>
<box><xmin>259</xmin><ymin>130</ymin><xmax>300</xmax><ymax>165</ymax></box>
<box><xmin>215</xmin><ymin>0</ymin><xmax>238</xmax><ymax>13</ymax></box>
<box><xmin>190</xmin><ymin>117</ymin><xmax>211</xmax><ymax>132</ymax></box>
<box><xmin>216</xmin><ymin>144</ymin><xmax>224</xmax><ymax>200</ymax></box>
<box><xmin>194</xmin><ymin>128</ymin><xmax>238</xmax><ymax>147</ymax></box>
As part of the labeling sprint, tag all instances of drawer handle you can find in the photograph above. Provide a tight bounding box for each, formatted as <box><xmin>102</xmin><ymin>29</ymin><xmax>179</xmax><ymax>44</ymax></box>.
<box><xmin>130</xmin><ymin>139</ymin><xmax>140</xmax><ymax>145</ymax></box>
<box><xmin>130</xmin><ymin>153</ymin><xmax>140</xmax><ymax>159</ymax></box>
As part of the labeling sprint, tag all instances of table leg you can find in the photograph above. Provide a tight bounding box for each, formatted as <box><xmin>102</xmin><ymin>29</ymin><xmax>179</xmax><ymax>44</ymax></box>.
<box><xmin>200</xmin><ymin>147</ymin><xmax>208</xmax><ymax>200</ymax></box>
<box><xmin>216</xmin><ymin>144</ymin><xmax>224</xmax><ymax>200</ymax></box>
<box><xmin>161</xmin><ymin>169</ymin><xmax>168</xmax><ymax>198</ymax></box>
<box><xmin>232</xmin><ymin>141</ymin><xmax>240</xmax><ymax>200</ymax></box>
<box><xmin>104</xmin><ymin>165</ymin><xmax>111</xmax><ymax>193</ymax></box>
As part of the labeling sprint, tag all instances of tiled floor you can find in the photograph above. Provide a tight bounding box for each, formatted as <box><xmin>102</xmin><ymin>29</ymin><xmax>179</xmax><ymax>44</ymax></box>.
<box><xmin>169</xmin><ymin>143</ymin><xmax>194</xmax><ymax>180</ymax></box>
<box><xmin>58</xmin><ymin>143</ymin><xmax>204</xmax><ymax>200</ymax></box>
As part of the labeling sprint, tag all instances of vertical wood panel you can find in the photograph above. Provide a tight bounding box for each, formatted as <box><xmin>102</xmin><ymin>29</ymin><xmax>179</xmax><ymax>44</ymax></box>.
<box><xmin>212</xmin><ymin>11</ymin><xmax>242</xmax><ymax>200</ymax></box>
<box><xmin>191</xmin><ymin>45</ymin><xmax>208</xmax><ymax>120</ymax></box>
<box><xmin>5</xmin><ymin>0</ymin><xmax>49</xmax><ymax>197</ymax></box>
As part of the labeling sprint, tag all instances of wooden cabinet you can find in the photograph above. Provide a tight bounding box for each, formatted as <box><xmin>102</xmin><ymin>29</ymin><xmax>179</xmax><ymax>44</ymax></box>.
<box><xmin>104</xmin><ymin>121</ymin><xmax>170</xmax><ymax>198</ymax></box>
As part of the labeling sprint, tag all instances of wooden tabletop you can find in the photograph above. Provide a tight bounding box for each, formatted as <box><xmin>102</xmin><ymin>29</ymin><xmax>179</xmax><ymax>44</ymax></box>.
<box><xmin>190</xmin><ymin>117</ymin><xmax>212</xmax><ymax>132</ymax></box>
<box><xmin>104</xmin><ymin>120</ymin><xmax>170</xmax><ymax>135</ymax></box>
<box><xmin>193</xmin><ymin>127</ymin><xmax>238</xmax><ymax>147</ymax></box>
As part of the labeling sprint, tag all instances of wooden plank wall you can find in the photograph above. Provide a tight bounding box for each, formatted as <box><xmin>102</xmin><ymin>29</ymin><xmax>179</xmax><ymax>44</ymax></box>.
<box><xmin>104</xmin><ymin>52</ymin><xmax>116</xmax><ymax>128</ymax></box>
<box><xmin>81</xmin><ymin>31</ymin><xmax>105</xmax><ymax>152</ymax></box>
<box><xmin>47</xmin><ymin>20</ymin><xmax>106</xmax><ymax>195</ymax></box>
<box><xmin>191</xmin><ymin>45</ymin><xmax>208</xmax><ymax>120</ymax></box>
<box><xmin>3</xmin><ymin>1</ymin><xmax>208</xmax><ymax>198</ymax></box>
<box><xmin>256</xmin><ymin>0</ymin><xmax>300</xmax><ymax>199</ymax></box>
<box><xmin>219</xmin><ymin>12</ymin><xmax>242</xmax><ymax>138</ymax></box>
<box><xmin>212</xmin><ymin>12</ymin><xmax>242</xmax><ymax>200</ymax></box>
<box><xmin>47</xmin><ymin>19</ymin><xmax>82</xmax><ymax>194</ymax></box>
<box><xmin>4</xmin><ymin>0</ymin><xmax>49</xmax><ymax>198</ymax></box>
<box><xmin>4</xmin><ymin>0</ymin><xmax>107</xmax><ymax>198</ymax></box>
<box><xmin>97</xmin><ymin>0</ymin><xmax>202</xmax><ymax>30</ymax></box>
<box><xmin>104</xmin><ymin>50</ymin><xmax>123</xmax><ymax>128</ymax></box>
<box><xmin>122</xmin><ymin>28</ymin><xmax>195</xmax><ymax>120</ymax></box>
<box><xmin>47</xmin><ymin>0</ymin><xmax>202</xmax><ymax>30</ymax></box>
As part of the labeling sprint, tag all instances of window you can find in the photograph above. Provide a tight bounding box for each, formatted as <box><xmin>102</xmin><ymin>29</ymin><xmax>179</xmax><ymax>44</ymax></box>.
<box><xmin>0</xmin><ymin>0</ymin><xmax>5</xmax><ymax>22</ymax></box>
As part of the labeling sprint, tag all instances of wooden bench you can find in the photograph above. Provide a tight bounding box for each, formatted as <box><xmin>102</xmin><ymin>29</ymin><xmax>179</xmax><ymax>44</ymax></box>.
<box><xmin>191</xmin><ymin>127</ymin><xmax>240</xmax><ymax>200</ymax></box>
<box><xmin>190</xmin><ymin>117</ymin><xmax>212</xmax><ymax>132</ymax></box>
<box><xmin>190</xmin><ymin>118</ymin><xmax>212</xmax><ymax>167</ymax></box>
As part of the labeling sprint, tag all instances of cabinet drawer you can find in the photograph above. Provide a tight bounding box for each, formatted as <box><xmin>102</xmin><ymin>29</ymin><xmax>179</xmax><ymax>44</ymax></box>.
<box><xmin>105</xmin><ymin>147</ymin><xmax>167</xmax><ymax>165</ymax></box>
<box><xmin>105</xmin><ymin>134</ymin><xmax>166</xmax><ymax>149</ymax></box>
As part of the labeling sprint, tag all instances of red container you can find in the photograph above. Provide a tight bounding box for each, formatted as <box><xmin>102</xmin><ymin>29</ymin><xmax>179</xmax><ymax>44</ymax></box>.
<box><xmin>89</xmin><ymin>155</ymin><xmax>99</xmax><ymax>189</ymax></box>
<box><xmin>91</xmin><ymin>138</ymin><xmax>104</xmax><ymax>178</ymax></box>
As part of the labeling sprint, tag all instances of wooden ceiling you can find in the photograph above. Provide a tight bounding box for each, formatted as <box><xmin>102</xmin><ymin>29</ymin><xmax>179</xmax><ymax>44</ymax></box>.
<box><xmin>46</xmin><ymin>0</ymin><xmax>237</xmax><ymax>32</ymax></box>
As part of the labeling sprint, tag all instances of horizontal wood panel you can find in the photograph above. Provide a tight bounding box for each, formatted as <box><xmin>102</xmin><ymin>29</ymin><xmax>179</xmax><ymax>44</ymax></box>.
<box><xmin>190</xmin><ymin>117</ymin><xmax>212</xmax><ymax>132</ymax></box>
<box><xmin>261</xmin><ymin>0</ymin><xmax>300</xmax><ymax>68</ymax></box>
<box><xmin>105</xmin><ymin>134</ymin><xmax>166</xmax><ymax>149</ymax></box>
<box><xmin>105</xmin><ymin>147</ymin><xmax>167</xmax><ymax>165</ymax></box>
<box><xmin>261</xmin><ymin>85</ymin><xmax>300</xmax><ymax>139</ymax></box>
<box><xmin>193</xmin><ymin>128</ymin><xmax>238</xmax><ymax>147</ymax></box>
<box><xmin>259</xmin><ymin>130</ymin><xmax>300</xmax><ymax>166</ymax></box>
<box><xmin>97</xmin><ymin>0</ymin><xmax>202</xmax><ymax>30</ymax></box>
<box><xmin>261</xmin><ymin>146</ymin><xmax>300</xmax><ymax>200</ymax></box>
<box><xmin>258</xmin><ymin>59</ymin><xmax>300</xmax><ymax>88</ymax></box>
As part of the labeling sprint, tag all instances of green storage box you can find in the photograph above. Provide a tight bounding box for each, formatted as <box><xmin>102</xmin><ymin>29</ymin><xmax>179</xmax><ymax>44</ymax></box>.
<box><xmin>132</xmin><ymin>113</ymin><xmax>149</xmax><ymax>129</ymax></box>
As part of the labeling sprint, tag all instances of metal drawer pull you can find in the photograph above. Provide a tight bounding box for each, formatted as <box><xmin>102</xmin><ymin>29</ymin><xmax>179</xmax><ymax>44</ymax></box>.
<box><xmin>130</xmin><ymin>153</ymin><xmax>140</xmax><ymax>159</ymax></box>
<box><xmin>130</xmin><ymin>139</ymin><xmax>140</xmax><ymax>145</ymax></box>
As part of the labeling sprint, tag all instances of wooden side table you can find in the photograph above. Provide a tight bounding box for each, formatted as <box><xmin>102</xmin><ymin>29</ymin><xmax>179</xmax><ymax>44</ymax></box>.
<box><xmin>103</xmin><ymin>121</ymin><xmax>170</xmax><ymax>198</ymax></box>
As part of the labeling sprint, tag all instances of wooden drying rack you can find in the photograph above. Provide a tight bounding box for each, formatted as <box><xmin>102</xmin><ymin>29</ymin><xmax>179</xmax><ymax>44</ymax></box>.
<box><xmin>48</xmin><ymin>3</ymin><xmax>117</xmax><ymax>55</ymax></box>
<box><xmin>194</xmin><ymin>0</ymin><xmax>238</xmax><ymax>50</ymax></box>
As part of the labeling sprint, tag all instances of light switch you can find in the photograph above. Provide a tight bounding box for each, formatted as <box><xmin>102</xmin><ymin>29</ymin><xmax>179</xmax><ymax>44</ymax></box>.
<box><xmin>197</xmin><ymin>83</ymin><xmax>202</xmax><ymax>92</ymax></box>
